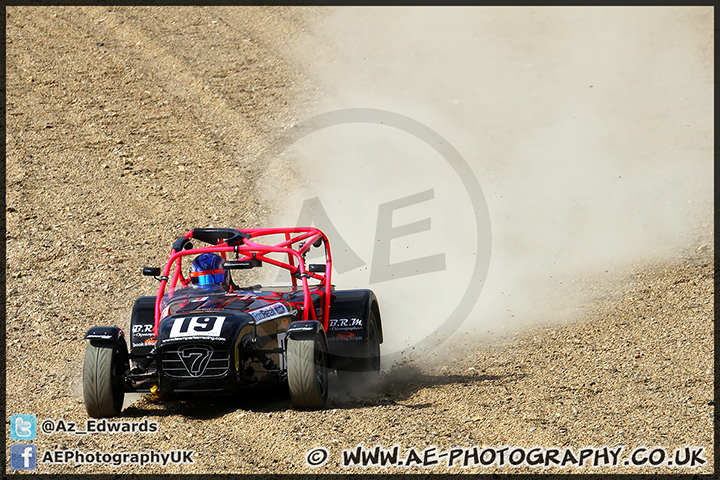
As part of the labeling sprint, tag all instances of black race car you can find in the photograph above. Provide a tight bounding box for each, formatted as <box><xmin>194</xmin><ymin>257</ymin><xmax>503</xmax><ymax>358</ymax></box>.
<box><xmin>82</xmin><ymin>227</ymin><xmax>382</xmax><ymax>417</ymax></box>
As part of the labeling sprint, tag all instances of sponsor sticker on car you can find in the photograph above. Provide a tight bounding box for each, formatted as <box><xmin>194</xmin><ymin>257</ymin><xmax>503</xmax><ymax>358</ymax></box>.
<box><xmin>249</xmin><ymin>303</ymin><xmax>291</xmax><ymax>323</ymax></box>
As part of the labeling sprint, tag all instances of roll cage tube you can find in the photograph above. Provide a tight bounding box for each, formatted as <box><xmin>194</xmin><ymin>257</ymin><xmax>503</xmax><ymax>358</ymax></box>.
<box><xmin>152</xmin><ymin>227</ymin><xmax>332</xmax><ymax>336</ymax></box>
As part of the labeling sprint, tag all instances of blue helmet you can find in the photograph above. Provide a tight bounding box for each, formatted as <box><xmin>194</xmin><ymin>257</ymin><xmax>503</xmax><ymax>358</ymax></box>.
<box><xmin>190</xmin><ymin>253</ymin><xmax>227</xmax><ymax>287</ymax></box>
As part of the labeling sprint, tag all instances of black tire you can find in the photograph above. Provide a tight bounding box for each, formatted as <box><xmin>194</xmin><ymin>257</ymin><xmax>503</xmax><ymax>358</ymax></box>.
<box><xmin>287</xmin><ymin>336</ymin><xmax>329</xmax><ymax>409</ymax></box>
<box><xmin>83</xmin><ymin>342</ymin><xmax>126</xmax><ymax>418</ymax></box>
<box><xmin>337</xmin><ymin>313</ymin><xmax>381</xmax><ymax>388</ymax></box>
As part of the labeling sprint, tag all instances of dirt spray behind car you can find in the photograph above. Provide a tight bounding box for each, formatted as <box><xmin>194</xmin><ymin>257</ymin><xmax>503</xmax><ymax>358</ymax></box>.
<box><xmin>256</xmin><ymin>7</ymin><xmax>713</xmax><ymax>368</ymax></box>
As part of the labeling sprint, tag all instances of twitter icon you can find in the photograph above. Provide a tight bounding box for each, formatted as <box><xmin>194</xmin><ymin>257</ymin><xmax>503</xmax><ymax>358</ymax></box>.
<box><xmin>10</xmin><ymin>414</ymin><xmax>37</xmax><ymax>440</ymax></box>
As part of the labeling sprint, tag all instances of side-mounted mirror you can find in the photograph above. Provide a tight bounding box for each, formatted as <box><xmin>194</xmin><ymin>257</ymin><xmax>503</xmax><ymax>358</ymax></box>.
<box><xmin>308</xmin><ymin>264</ymin><xmax>326</xmax><ymax>273</ymax></box>
<box><xmin>143</xmin><ymin>267</ymin><xmax>161</xmax><ymax>276</ymax></box>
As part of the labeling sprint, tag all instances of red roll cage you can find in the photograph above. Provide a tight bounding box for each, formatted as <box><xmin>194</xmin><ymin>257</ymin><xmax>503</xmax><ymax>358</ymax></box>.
<box><xmin>153</xmin><ymin>227</ymin><xmax>332</xmax><ymax>336</ymax></box>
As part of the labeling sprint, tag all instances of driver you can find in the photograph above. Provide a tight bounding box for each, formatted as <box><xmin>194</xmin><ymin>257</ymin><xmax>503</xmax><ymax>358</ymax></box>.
<box><xmin>161</xmin><ymin>253</ymin><xmax>229</xmax><ymax>317</ymax></box>
<box><xmin>189</xmin><ymin>253</ymin><xmax>229</xmax><ymax>290</ymax></box>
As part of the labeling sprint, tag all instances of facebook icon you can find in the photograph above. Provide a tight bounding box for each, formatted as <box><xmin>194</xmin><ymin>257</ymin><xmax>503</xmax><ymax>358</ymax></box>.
<box><xmin>10</xmin><ymin>444</ymin><xmax>37</xmax><ymax>470</ymax></box>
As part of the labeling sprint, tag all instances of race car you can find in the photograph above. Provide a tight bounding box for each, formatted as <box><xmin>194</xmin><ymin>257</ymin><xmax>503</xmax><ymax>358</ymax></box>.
<box><xmin>82</xmin><ymin>227</ymin><xmax>382</xmax><ymax>417</ymax></box>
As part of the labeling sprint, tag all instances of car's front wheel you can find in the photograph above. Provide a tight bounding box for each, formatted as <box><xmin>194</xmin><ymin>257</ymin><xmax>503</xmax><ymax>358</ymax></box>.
<box><xmin>83</xmin><ymin>342</ymin><xmax>127</xmax><ymax>418</ymax></box>
<box><xmin>287</xmin><ymin>336</ymin><xmax>329</xmax><ymax>409</ymax></box>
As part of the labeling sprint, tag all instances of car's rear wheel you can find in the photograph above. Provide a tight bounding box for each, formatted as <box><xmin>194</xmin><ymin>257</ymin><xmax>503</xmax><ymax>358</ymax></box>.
<box><xmin>337</xmin><ymin>312</ymin><xmax>381</xmax><ymax>388</ymax></box>
<box><xmin>83</xmin><ymin>342</ymin><xmax>127</xmax><ymax>418</ymax></box>
<box><xmin>287</xmin><ymin>336</ymin><xmax>328</xmax><ymax>409</ymax></box>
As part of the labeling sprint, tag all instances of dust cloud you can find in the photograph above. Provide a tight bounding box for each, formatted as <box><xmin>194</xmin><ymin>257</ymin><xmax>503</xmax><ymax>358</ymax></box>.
<box><xmin>261</xmin><ymin>7</ymin><xmax>713</xmax><ymax>364</ymax></box>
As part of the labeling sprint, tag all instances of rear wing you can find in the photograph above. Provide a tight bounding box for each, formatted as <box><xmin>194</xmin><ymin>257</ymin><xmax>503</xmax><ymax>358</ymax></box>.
<box><xmin>152</xmin><ymin>227</ymin><xmax>332</xmax><ymax>336</ymax></box>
